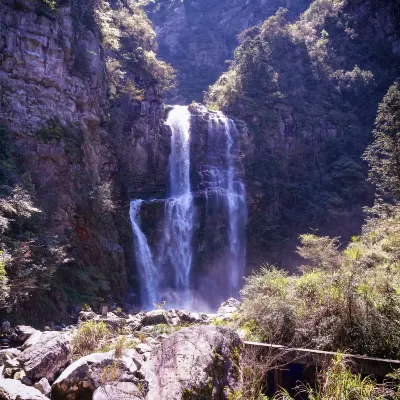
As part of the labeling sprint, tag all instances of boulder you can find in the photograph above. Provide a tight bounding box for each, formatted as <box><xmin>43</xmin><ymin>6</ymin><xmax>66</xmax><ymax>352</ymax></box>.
<box><xmin>123</xmin><ymin>349</ymin><xmax>144</xmax><ymax>370</ymax></box>
<box><xmin>0</xmin><ymin>379</ymin><xmax>47</xmax><ymax>400</ymax></box>
<box><xmin>217</xmin><ymin>298</ymin><xmax>241</xmax><ymax>316</ymax></box>
<box><xmin>77</xmin><ymin>311</ymin><xmax>97</xmax><ymax>323</ymax></box>
<box><xmin>143</xmin><ymin>326</ymin><xmax>242</xmax><ymax>400</ymax></box>
<box><xmin>135</xmin><ymin>343</ymin><xmax>152</xmax><ymax>354</ymax></box>
<box><xmin>93</xmin><ymin>313</ymin><xmax>124</xmax><ymax>330</ymax></box>
<box><xmin>3</xmin><ymin>358</ymin><xmax>21</xmax><ymax>379</ymax></box>
<box><xmin>177</xmin><ymin>310</ymin><xmax>209</xmax><ymax>324</ymax></box>
<box><xmin>51</xmin><ymin>351</ymin><xmax>139</xmax><ymax>400</ymax></box>
<box><xmin>141</xmin><ymin>310</ymin><xmax>168</xmax><ymax>326</ymax></box>
<box><xmin>92</xmin><ymin>382</ymin><xmax>141</xmax><ymax>400</ymax></box>
<box><xmin>9</xmin><ymin>327</ymin><xmax>37</xmax><ymax>345</ymax></box>
<box><xmin>20</xmin><ymin>332</ymin><xmax>43</xmax><ymax>352</ymax></box>
<box><xmin>0</xmin><ymin>349</ymin><xmax>21</xmax><ymax>367</ymax></box>
<box><xmin>127</xmin><ymin>314</ymin><xmax>144</xmax><ymax>331</ymax></box>
<box><xmin>33</xmin><ymin>379</ymin><xmax>51</xmax><ymax>397</ymax></box>
<box><xmin>17</xmin><ymin>332</ymin><xmax>71</xmax><ymax>381</ymax></box>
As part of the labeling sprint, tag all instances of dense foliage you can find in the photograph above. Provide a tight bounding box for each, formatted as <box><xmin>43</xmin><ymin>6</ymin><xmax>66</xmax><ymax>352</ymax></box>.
<box><xmin>207</xmin><ymin>0</ymin><xmax>400</xmax><ymax>266</ymax></box>
<box><xmin>144</xmin><ymin>0</ymin><xmax>310</xmax><ymax>102</ymax></box>
<box><xmin>276</xmin><ymin>355</ymin><xmax>400</xmax><ymax>400</ymax></box>
<box><xmin>364</xmin><ymin>81</ymin><xmax>400</xmax><ymax>200</ymax></box>
<box><xmin>240</xmin><ymin>202</ymin><xmax>400</xmax><ymax>358</ymax></box>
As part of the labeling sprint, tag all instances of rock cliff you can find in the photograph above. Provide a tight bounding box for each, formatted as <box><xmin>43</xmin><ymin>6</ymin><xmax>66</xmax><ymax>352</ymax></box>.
<box><xmin>0</xmin><ymin>0</ymin><xmax>171</xmax><ymax>320</ymax></box>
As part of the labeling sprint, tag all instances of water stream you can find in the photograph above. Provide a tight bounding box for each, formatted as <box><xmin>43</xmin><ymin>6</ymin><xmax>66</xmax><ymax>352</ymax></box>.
<box><xmin>129</xmin><ymin>199</ymin><xmax>158</xmax><ymax>309</ymax></box>
<box><xmin>130</xmin><ymin>106</ymin><xmax>247</xmax><ymax>309</ymax></box>
<box><xmin>159</xmin><ymin>106</ymin><xmax>194</xmax><ymax>307</ymax></box>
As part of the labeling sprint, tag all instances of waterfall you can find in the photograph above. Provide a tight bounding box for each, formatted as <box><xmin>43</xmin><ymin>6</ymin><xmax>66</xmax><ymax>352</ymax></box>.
<box><xmin>207</xmin><ymin>112</ymin><xmax>248</xmax><ymax>295</ymax></box>
<box><xmin>159</xmin><ymin>106</ymin><xmax>194</xmax><ymax>307</ymax></box>
<box><xmin>129</xmin><ymin>105</ymin><xmax>247</xmax><ymax>310</ymax></box>
<box><xmin>129</xmin><ymin>200</ymin><xmax>158</xmax><ymax>309</ymax></box>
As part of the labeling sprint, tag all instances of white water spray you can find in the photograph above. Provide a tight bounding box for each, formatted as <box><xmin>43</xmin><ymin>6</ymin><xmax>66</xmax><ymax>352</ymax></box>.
<box><xmin>207</xmin><ymin>112</ymin><xmax>247</xmax><ymax>295</ymax></box>
<box><xmin>130</xmin><ymin>106</ymin><xmax>247</xmax><ymax>309</ymax></box>
<box><xmin>160</xmin><ymin>106</ymin><xmax>194</xmax><ymax>307</ymax></box>
<box><xmin>129</xmin><ymin>200</ymin><xmax>158</xmax><ymax>309</ymax></box>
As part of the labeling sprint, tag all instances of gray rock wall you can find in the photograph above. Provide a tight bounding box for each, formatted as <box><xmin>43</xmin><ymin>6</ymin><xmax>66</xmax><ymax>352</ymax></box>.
<box><xmin>0</xmin><ymin>0</ymin><xmax>171</xmax><ymax>319</ymax></box>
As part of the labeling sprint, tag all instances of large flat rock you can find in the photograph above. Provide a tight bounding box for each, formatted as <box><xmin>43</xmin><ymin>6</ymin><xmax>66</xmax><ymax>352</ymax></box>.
<box><xmin>143</xmin><ymin>325</ymin><xmax>242</xmax><ymax>400</ymax></box>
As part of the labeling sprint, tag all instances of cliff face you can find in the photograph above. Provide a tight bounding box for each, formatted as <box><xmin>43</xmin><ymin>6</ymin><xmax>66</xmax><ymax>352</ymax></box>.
<box><xmin>144</xmin><ymin>0</ymin><xmax>311</xmax><ymax>104</ymax></box>
<box><xmin>0</xmin><ymin>0</ymin><xmax>170</xmax><ymax>320</ymax></box>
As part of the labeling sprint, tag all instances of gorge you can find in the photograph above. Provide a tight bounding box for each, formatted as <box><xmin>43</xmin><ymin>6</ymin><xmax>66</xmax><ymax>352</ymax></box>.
<box><xmin>1</xmin><ymin>0</ymin><xmax>400</xmax><ymax>398</ymax></box>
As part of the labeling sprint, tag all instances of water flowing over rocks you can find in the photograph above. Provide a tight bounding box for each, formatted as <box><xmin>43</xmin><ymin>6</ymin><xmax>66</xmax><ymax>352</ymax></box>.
<box><xmin>0</xmin><ymin>0</ymin><xmax>172</xmax><ymax>318</ymax></box>
<box><xmin>130</xmin><ymin>104</ymin><xmax>248</xmax><ymax>310</ymax></box>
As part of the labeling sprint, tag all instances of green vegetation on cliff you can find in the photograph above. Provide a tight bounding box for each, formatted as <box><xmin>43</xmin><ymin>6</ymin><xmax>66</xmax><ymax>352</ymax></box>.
<box><xmin>96</xmin><ymin>0</ymin><xmax>175</xmax><ymax>99</ymax></box>
<box><xmin>144</xmin><ymin>0</ymin><xmax>310</xmax><ymax>102</ymax></box>
<box><xmin>364</xmin><ymin>81</ymin><xmax>400</xmax><ymax>200</ymax></box>
<box><xmin>207</xmin><ymin>0</ymin><xmax>400</xmax><ymax>267</ymax></box>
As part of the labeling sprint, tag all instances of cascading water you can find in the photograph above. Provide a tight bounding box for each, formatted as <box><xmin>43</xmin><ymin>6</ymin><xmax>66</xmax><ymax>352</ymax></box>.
<box><xmin>206</xmin><ymin>113</ymin><xmax>247</xmax><ymax>296</ymax></box>
<box><xmin>158</xmin><ymin>106</ymin><xmax>194</xmax><ymax>307</ymax></box>
<box><xmin>129</xmin><ymin>105</ymin><xmax>247</xmax><ymax>309</ymax></box>
<box><xmin>129</xmin><ymin>200</ymin><xmax>158</xmax><ymax>309</ymax></box>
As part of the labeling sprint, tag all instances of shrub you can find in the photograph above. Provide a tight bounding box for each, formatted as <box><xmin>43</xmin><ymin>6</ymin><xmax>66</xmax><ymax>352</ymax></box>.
<box><xmin>72</xmin><ymin>320</ymin><xmax>110</xmax><ymax>357</ymax></box>
<box><xmin>151</xmin><ymin>324</ymin><xmax>175</xmax><ymax>337</ymax></box>
<box><xmin>90</xmin><ymin>182</ymin><xmax>115</xmax><ymax>213</ymax></box>
<box><xmin>96</xmin><ymin>0</ymin><xmax>176</xmax><ymax>98</ymax></box>
<box><xmin>36</xmin><ymin>119</ymin><xmax>63</xmax><ymax>143</ymax></box>
<box><xmin>0</xmin><ymin>251</ymin><xmax>10</xmax><ymax>307</ymax></box>
<box><xmin>41</xmin><ymin>0</ymin><xmax>57</xmax><ymax>10</ymax></box>
<box><xmin>153</xmin><ymin>300</ymin><xmax>166</xmax><ymax>310</ymax></box>
<box><xmin>239</xmin><ymin>206</ymin><xmax>400</xmax><ymax>358</ymax></box>
<box><xmin>229</xmin><ymin>346</ymin><xmax>283</xmax><ymax>400</ymax></box>
<box><xmin>114</xmin><ymin>336</ymin><xmax>126</xmax><ymax>358</ymax></box>
<box><xmin>100</xmin><ymin>361</ymin><xmax>120</xmax><ymax>384</ymax></box>
<box><xmin>0</xmin><ymin>124</ymin><xmax>16</xmax><ymax>186</ymax></box>
<box><xmin>275</xmin><ymin>354</ymin><xmax>400</xmax><ymax>399</ymax></box>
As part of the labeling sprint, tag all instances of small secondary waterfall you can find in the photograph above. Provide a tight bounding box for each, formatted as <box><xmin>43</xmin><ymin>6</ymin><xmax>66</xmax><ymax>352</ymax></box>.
<box><xmin>129</xmin><ymin>200</ymin><xmax>158</xmax><ymax>309</ymax></box>
<box><xmin>129</xmin><ymin>105</ymin><xmax>247</xmax><ymax>309</ymax></box>
<box><xmin>207</xmin><ymin>112</ymin><xmax>247</xmax><ymax>295</ymax></box>
<box><xmin>159</xmin><ymin>106</ymin><xmax>194</xmax><ymax>307</ymax></box>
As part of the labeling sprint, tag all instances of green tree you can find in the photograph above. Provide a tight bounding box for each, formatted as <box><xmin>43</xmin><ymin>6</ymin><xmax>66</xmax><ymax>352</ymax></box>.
<box><xmin>364</xmin><ymin>81</ymin><xmax>400</xmax><ymax>199</ymax></box>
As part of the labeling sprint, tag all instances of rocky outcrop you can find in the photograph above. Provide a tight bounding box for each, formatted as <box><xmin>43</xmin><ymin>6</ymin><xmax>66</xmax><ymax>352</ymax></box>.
<box><xmin>0</xmin><ymin>0</ymin><xmax>172</xmax><ymax>318</ymax></box>
<box><xmin>92</xmin><ymin>382</ymin><xmax>141</xmax><ymax>400</ymax></box>
<box><xmin>8</xmin><ymin>327</ymin><xmax>38</xmax><ymax>346</ymax></box>
<box><xmin>0</xmin><ymin>379</ymin><xmax>47</xmax><ymax>400</ymax></box>
<box><xmin>143</xmin><ymin>326</ymin><xmax>242</xmax><ymax>399</ymax></box>
<box><xmin>17</xmin><ymin>332</ymin><xmax>71</xmax><ymax>381</ymax></box>
<box><xmin>51</xmin><ymin>350</ymin><xmax>141</xmax><ymax>400</ymax></box>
